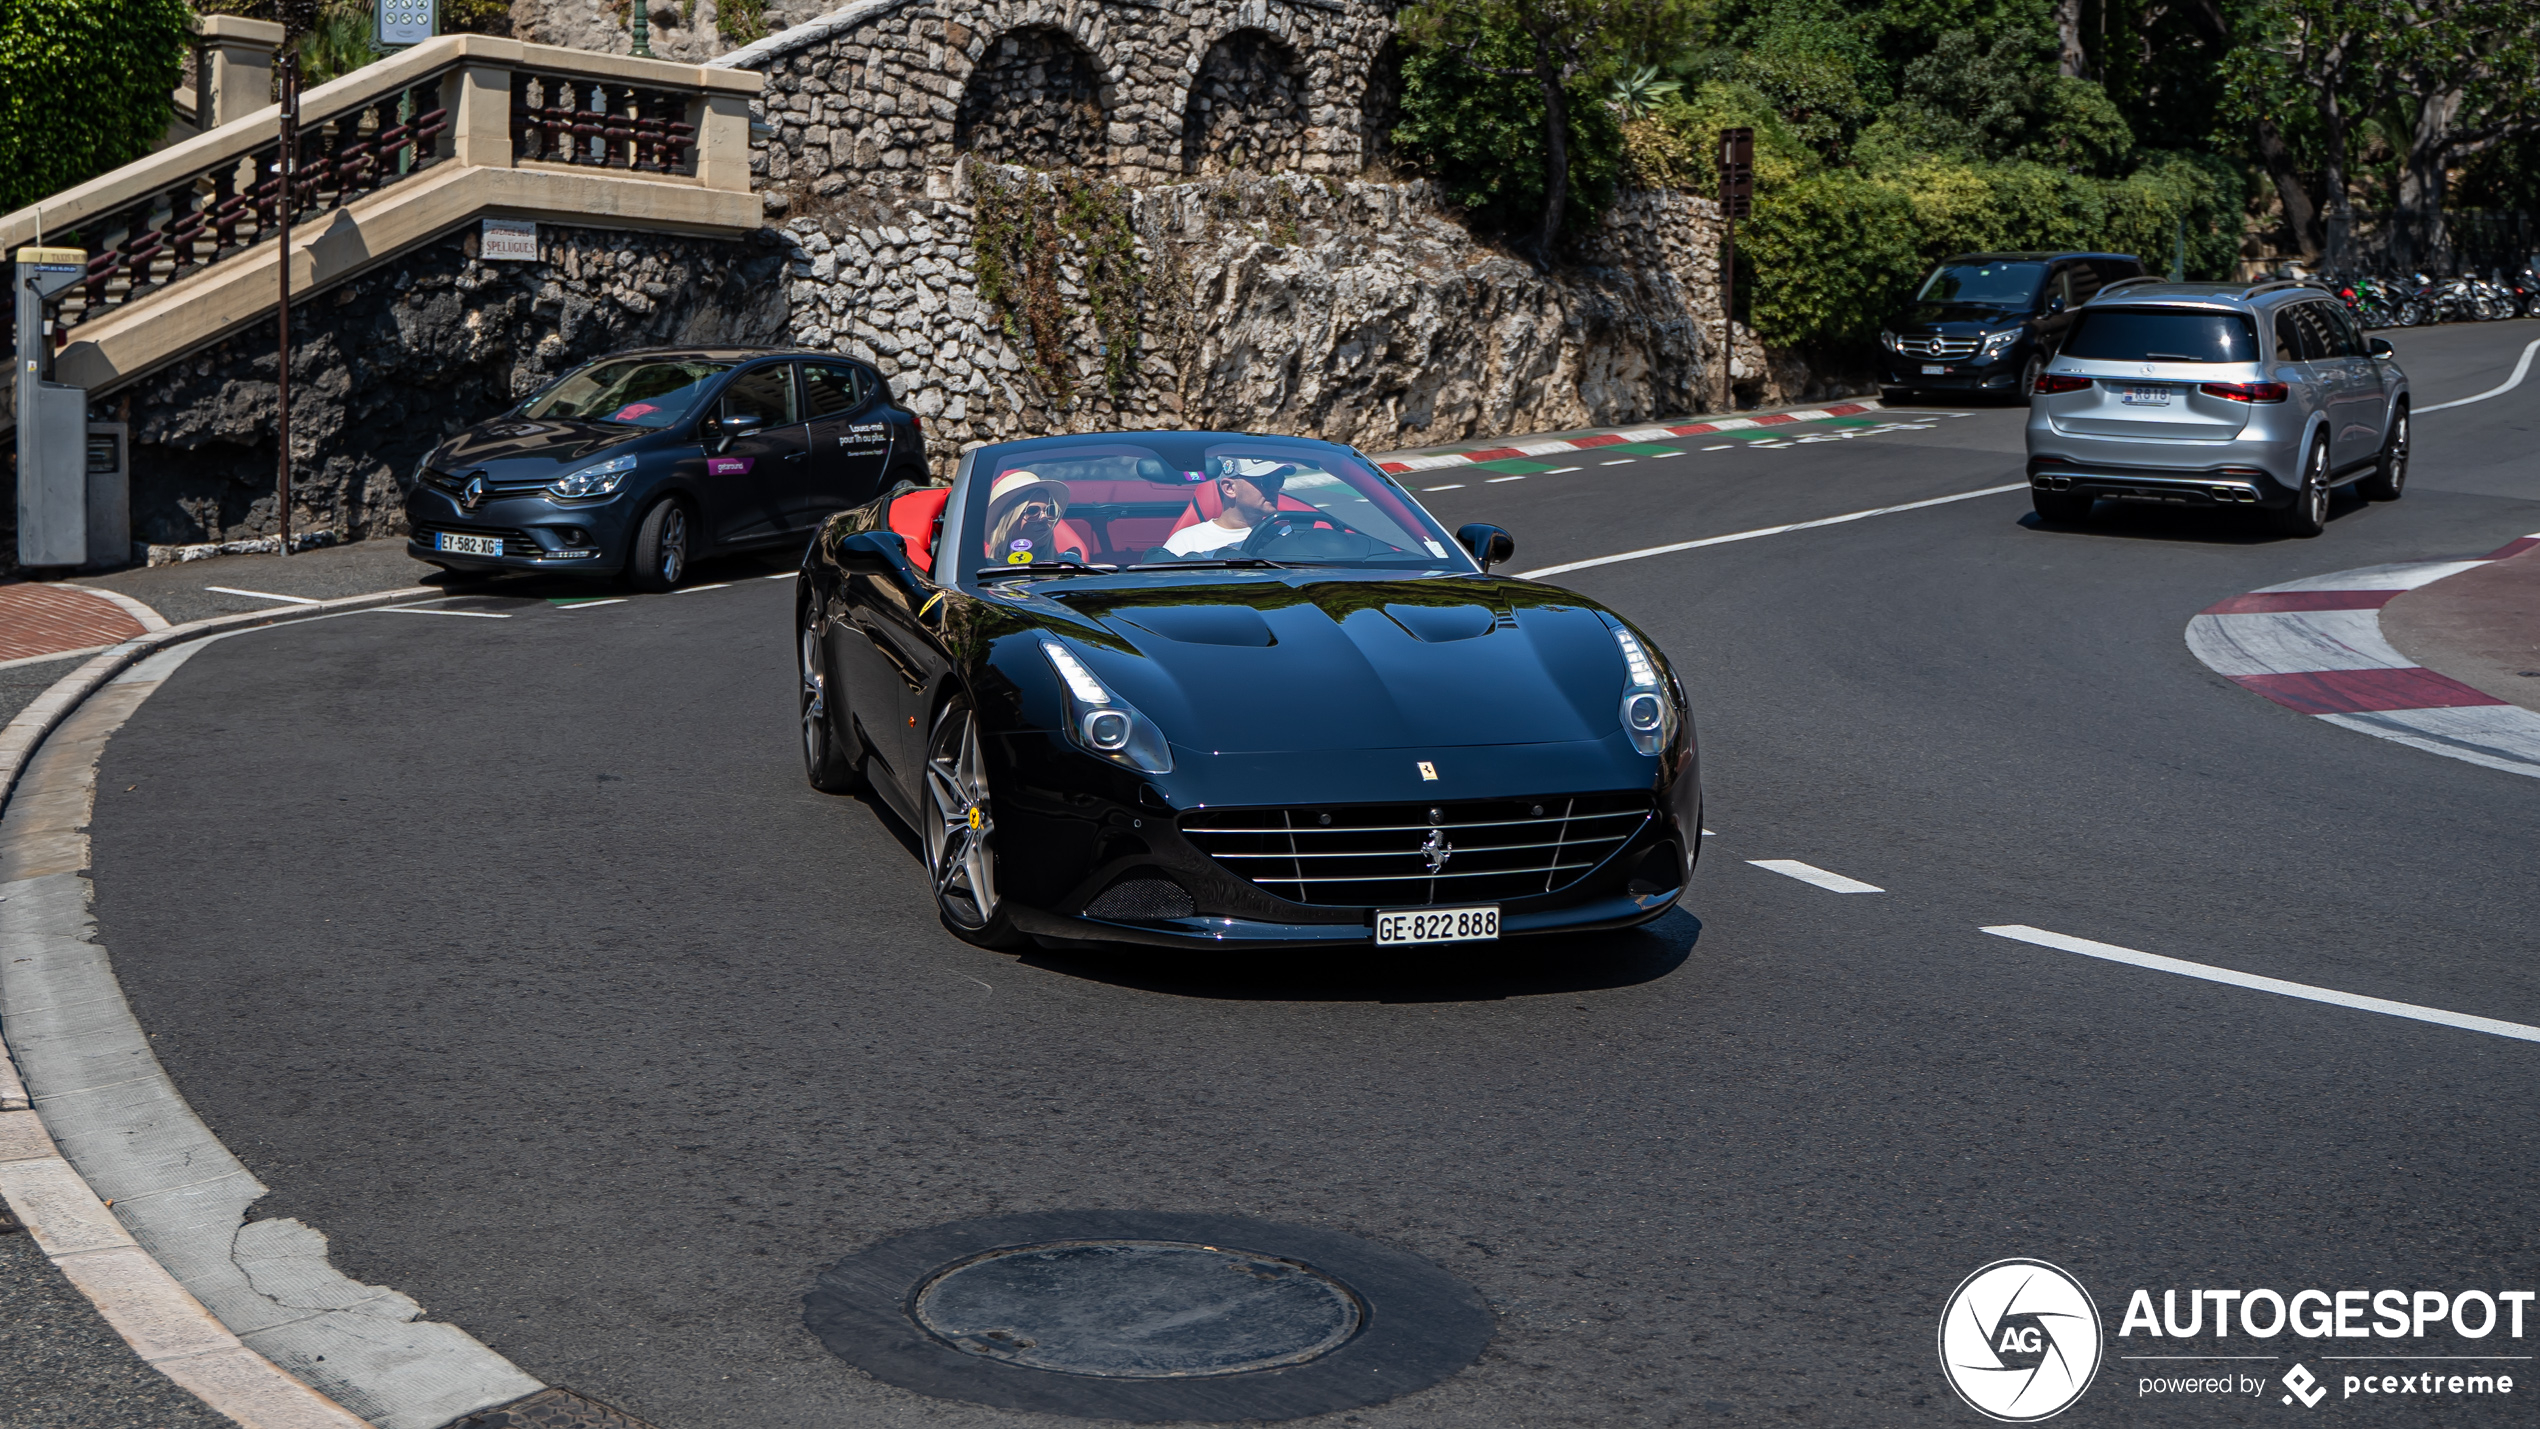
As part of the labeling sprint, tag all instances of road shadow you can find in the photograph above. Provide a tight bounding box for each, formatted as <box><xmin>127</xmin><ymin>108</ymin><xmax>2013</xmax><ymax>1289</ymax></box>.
<box><xmin>2015</xmin><ymin>488</ymin><xmax>2373</xmax><ymax>545</ymax></box>
<box><xmin>415</xmin><ymin>549</ymin><xmax>795</xmax><ymax>601</ymax></box>
<box><xmin>1013</xmin><ymin>906</ymin><xmax>1699</xmax><ymax>1004</ymax></box>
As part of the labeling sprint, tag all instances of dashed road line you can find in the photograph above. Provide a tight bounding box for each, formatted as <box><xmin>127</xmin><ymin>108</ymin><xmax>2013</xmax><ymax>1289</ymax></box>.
<box><xmin>765</xmin><ymin>571</ymin><xmax>796</xmax><ymax>580</ymax></box>
<box><xmin>556</xmin><ymin>598</ymin><xmax>627</xmax><ymax>609</ymax></box>
<box><xmin>1519</xmin><ymin>484</ymin><xmax>2029</xmax><ymax>579</ymax></box>
<box><xmin>1545</xmin><ymin>465</ymin><xmax>1580</xmax><ymax>474</ymax></box>
<box><xmin>204</xmin><ymin>586</ymin><xmax>320</xmax><ymax>605</ymax></box>
<box><xmin>1600</xmin><ymin>459</ymin><xmax>1636</xmax><ymax>466</ymax></box>
<box><xmin>675</xmin><ymin>582</ymin><xmax>733</xmax><ymax>593</ymax></box>
<box><xmin>1486</xmin><ymin>475</ymin><xmax>1527</xmax><ymax>483</ymax></box>
<box><xmin>1748</xmin><ymin>859</ymin><xmax>1884</xmax><ymax>893</ymax></box>
<box><xmin>1702</xmin><ymin>444</ymin><xmax>1734</xmax><ymax>451</ymax></box>
<box><xmin>1424</xmin><ymin>484</ymin><xmax>1464</xmax><ymax>491</ymax></box>
<box><xmin>1982</xmin><ymin>925</ymin><xmax>2540</xmax><ymax>1045</ymax></box>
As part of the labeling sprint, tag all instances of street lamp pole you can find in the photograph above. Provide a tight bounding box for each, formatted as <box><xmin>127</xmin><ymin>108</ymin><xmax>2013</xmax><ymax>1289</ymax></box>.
<box><xmin>276</xmin><ymin>51</ymin><xmax>299</xmax><ymax>556</ymax></box>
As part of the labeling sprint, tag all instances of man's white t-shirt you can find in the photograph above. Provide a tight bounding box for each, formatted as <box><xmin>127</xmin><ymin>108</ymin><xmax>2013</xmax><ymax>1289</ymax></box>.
<box><xmin>1161</xmin><ymin>519</ymin><xmax>1250</xmax><ymax>556</ymax></box>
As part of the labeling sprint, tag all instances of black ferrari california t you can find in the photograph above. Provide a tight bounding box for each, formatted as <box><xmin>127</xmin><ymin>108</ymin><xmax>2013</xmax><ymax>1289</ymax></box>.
<box><xmin>793</xmin><ymin>431</ymin><xmax>1700</xmax><ymax>951</ymax></box>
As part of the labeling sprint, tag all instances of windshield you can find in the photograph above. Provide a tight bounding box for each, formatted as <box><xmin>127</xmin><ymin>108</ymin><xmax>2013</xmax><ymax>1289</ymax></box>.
<box><xmin>1915</xmin><ymin>261</ymin><xmax>2046</xmax><ymax>307</ymax></box>
<box><xmin>954</xmin><ymin>439</ymin><xmax>1472</xmax><ymax>581</ymax></box>
<box><xmin>522</xmin><ymin>358</ymin><xmax>733</xmax><ymax>428</ymax></box>
<box><xmin>2061</xmin><ymin>308</ymin><xmax>2258</xmax><ymax>363</ymax></box>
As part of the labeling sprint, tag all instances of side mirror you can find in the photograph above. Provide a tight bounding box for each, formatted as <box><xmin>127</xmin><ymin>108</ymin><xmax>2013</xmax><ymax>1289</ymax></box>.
<box><xmin>836</xmin><ymin>529</ymin><xmax>923</xmax><ymax>594</ymax></box>
<box><xmin>2368</xmin><ymin>336</ymin><xmax>2395</xmax><ymax>358</ymax></box>
<box><xmin>1457</xmin><ymin>523</ymin><xmax>1516</xmax><ymax>572</ymax></box>
<box><xmin>2045</xmin><ymin>293</ymin><xmax>2067</xmax><ymax>315</ymax></box>
<box><xmin>710</xmin><ymin>410</ymin><xmax>768</xmax><ymax>452</ymax></box>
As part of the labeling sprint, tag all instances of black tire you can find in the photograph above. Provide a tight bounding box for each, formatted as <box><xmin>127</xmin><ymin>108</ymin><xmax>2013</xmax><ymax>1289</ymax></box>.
<box><xmin>2270</xmin><ymin>437</ymin><xmax>2331</xmax><ymax>537</ymax></box>
<box><xmin>2018</xmin><ymin>352</ymin><xmax>2044</xmax><ymax>401</ymax></box>
<box><xmin>626</xmin><ymin>499</ymin><xmax>691</xmax><ymax>593</ymax></box>
<box><xmin>2032</xmin><ymin>488</ymin><xmax>2094</xmax><ymax>524</ymax></box>
<box><xmin>2359</xmin><ymin>405</ymin><xmax>2408</xmax><ymax>501</ymax></box>
<box><xmin>799</xmin><ymin>612</ymin><xmax>863</xmax><ymax>794</ymax></box>
<box><xmin>923</xmin><ymin>699</ymin><xmax>1028</xmax><ymax>950</ymax></box>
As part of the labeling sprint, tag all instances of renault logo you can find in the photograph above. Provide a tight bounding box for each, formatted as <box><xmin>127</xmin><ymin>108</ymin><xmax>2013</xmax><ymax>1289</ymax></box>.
<box><xmin>460</xmin><ymin>474</ymin><xmax>489</xmax><ymax>510</ymax></box>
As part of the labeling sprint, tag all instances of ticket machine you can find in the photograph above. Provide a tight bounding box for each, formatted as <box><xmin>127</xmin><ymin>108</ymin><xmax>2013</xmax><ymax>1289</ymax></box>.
<box><xmin>14</xmin><ymin>245</ymin><xmax>94</xmax><ymax>567</ymax></box>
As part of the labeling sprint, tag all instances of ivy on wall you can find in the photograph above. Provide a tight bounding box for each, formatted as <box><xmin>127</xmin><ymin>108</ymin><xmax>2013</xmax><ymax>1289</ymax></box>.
<box><xmin>970</xmin><ymin>164</ymin><xmax>1145</xmax><ymax>408</ymax></box>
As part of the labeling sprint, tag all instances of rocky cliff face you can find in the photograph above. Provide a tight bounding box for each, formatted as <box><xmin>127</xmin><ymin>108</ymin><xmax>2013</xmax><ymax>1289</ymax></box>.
<box><xmin>773</xmin><ymin>168</ymin><xmax>1815</xmax><ymax>471</ymax></box>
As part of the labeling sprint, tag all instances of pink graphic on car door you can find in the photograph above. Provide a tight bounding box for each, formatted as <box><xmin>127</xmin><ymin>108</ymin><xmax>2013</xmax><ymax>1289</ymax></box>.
<box><xmin>708</xmin><ymin>456</ymin><xmax>755</xmax><ymax>475</ymax></box>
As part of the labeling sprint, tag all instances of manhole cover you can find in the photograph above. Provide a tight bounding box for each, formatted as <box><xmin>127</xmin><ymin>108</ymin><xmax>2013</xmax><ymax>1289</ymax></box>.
<box><xmin>913</xmin><ymin>1240</ymin><xmax>1362</xmax><ymax>1378</ymax></box>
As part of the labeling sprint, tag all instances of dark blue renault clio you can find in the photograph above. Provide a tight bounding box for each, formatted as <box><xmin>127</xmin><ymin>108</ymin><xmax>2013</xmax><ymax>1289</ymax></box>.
<box><xmin>406</xmin><ymin>348</ymin><xmax>928</xmax><ymax>590</ymax></box>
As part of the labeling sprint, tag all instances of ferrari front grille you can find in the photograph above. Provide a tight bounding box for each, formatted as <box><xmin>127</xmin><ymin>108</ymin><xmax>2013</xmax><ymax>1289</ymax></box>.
<box><xmin>1180</xmin><ymin>793</ymin><xmax>1652</xmax><ymax>908</ymax></box>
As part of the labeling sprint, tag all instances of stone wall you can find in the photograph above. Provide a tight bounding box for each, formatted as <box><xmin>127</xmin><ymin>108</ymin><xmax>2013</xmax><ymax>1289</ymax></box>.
<box><xmin>770</xmin><ymin>167</ymin><xmax>1820</xmax><ymax>473</ymax></box>
<box><xmin>40</xmin><ymin>227</ymin><xmax>786</xmax><ymax>566</ymax></box>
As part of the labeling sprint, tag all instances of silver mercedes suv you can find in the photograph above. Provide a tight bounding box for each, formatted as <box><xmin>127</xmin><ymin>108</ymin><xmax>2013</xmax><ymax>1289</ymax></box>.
<box><xmin>2024</xmin><ymin>279</ymin><xmax>2409</xmax><ymax>536</ymax></box>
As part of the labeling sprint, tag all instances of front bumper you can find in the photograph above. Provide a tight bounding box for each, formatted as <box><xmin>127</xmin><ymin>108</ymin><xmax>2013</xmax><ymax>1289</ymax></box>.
<box><xmin>405</xmin><ymin>488</ymin><xmax>628</xmax><ymax>573</ymax></box>
<box><xmin>988</xmin><ymin>732</ymin><xmax>1701</xmax><ymax>952</ymax></box>
<box><xmin>1882</xmin><ymin>353</ymin><xmax>2023</xmax><ymax>391</ymax></box>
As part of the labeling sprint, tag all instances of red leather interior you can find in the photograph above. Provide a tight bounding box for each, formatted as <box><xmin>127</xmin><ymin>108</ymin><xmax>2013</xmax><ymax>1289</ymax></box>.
<box><xmin>1051</xmin><ymin>519</ymin><xmax>1095</xmax><ymax>562</ymax></box>
<box><xmin>887</xmin><ymin>487</ymin><xmax>950</xmax><ymax>576</ymax></box>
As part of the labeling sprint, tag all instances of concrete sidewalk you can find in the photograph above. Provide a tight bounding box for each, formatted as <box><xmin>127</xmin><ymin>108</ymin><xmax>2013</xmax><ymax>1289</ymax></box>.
<box><xmin>2381</xmin><ymin>537</ymin><xmax>2540</xmax><ymax>713</ymax></box>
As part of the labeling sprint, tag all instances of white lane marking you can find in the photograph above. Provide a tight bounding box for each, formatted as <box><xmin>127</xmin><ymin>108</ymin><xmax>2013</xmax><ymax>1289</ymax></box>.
<box><xmin>1424</xmin><ymin>483</ymin><xmax>1464</xmax><ymax>491</ymax></box>
<box><xmin>1545</xmin><ymin>465</ymin><xmax>1581</xmax><ymax>473</ymax></box>
<box><xmin>1702</xmin><ymin>444</ymin><xmax>1734</xmax><ymax>451</ymax></box>
<box><xmin>2417</xmin><ymin>336</ymin><xmax>2540</xmax><ymax>413</ymax></box>
<box><xmin>1651</xmin><ymin>450</ymin><xmax>1683</xmax><ymax>459</ymax></box>
<box><xmin>1982</xmin><ymin>925</ymin><xmax>2540</xmax><ymax>1045</ymax></box>
<box><xmin>1700</xmin><ymin>828</ymin><xmax>1716</xmax><ymax>836</ymax></box>
<box><xmin>559</xmin><ymin>598</ymin><xmax>627</xmax><ymax>609</ymax></box>
<box><xmin>674</xmin><ymin>582</ymin><xmax>733</xmax><ymax>593</ymax></box>
<box><xmin>1519</xmin><ymin>484</ymin><xmax>2028</xmax><ymax>579</ymax></box>
<box><xmin>371</xmin><ymin>607</ymin><xmax>512</xmax><ymax>618</ymax></box>
<box><xmin>2256</xmin><ymin>560</ymin><xmax>2488</xmax><ymax>594</ymax></box>
<box><xmin>1600</xmin><ymin>458</ymin><xmax>1636</xmax><ymax>465</ymax></box>
<box><xmin>1748</xmin><ymin>859</ymin><xmax>1884</xmax><ymax>893</ymax></box>
<box><xmin>765</xmin><ymin>571</ymin><xmax>795</xmax><ymax>580</ymax></box>
<box><xmin>1486</xmin><ymin>475</ymin><xmax>1527</xmax><ymax>483</ymax></box>
<box><xmin>205</xmin><ymin>586</ymin><xmax>320</xmax><ymax>605</ymax></box>
<box><xmin>2318</xmin><ymin>706</ymin><xmax>2540</xmax><ymax>778</ymax></box>
<box><xmin>2184</xmin><ymin>609</ymin><xmax>2414</xmax><ymax>677</ymax></box>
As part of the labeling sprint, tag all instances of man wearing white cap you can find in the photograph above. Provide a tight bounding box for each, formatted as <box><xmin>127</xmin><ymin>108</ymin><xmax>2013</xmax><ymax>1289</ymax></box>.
<box><xmin>1162</xmin><ymin>458</ymin><xmax>1297</xmax><ymax>556</ymax></box>
<box><xmin>983</xmin><ymin>470</ymin><xmax>1084</xmax><ymax>565</ymax></box>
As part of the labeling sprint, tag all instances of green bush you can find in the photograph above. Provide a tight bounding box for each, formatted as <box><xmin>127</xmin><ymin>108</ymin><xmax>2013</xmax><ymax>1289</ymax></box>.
<box><xmin>0</xmin><ymin>0</ymin><xmax>193</xmax><ymax>213</ymax></box>
<box><xmin>1743</xmin><ymin>169</ymin><xmax>1921</xmax><ymax>346</ymax></box>
<box><xmin>1390</xmin><ymin>20</ymin><xmax>1625</xmax><ymax>245</ymax></box>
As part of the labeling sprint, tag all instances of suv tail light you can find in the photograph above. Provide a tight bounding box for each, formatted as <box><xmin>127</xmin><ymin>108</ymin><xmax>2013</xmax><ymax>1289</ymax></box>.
<box><xmin>2199</xmin><ymin>381</ymin><xmax>2289</xmax><ymax>403</ymax></box>
<box><xmin>2033</xmin><ymin>373</ymin><xmax>2091</xmax><ymax>394</ymax></box>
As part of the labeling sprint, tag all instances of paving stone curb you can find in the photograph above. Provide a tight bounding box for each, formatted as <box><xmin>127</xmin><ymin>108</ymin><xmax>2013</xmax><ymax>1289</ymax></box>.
<box><xmin>0</xmin><ymin>584</ymin><xmax>552</xmax><ymax>1429</ymax></box>
<box><xmin>1368</xmin><ymin>400</ymin><xmax>1886</xmax><ymax>474</ymax></box>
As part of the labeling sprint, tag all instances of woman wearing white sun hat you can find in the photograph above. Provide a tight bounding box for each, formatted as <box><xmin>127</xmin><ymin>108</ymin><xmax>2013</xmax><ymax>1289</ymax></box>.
<box><xmin>983</xmin><ymin>469</ymin><xmax>1085</xmax><ymax>565</ymax></box>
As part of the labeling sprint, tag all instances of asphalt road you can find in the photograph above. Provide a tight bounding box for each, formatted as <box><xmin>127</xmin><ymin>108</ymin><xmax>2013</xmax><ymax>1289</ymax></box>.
<box><xmin>78</xmin><ymin>319</ymin><xmax>2540</xmax><ymax>1428</ymax></box>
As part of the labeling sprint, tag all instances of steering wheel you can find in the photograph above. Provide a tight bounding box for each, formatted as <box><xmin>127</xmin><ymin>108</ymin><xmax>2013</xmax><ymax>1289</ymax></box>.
<box><xmin>1238</xmin><ymin>510</ymin><xmax>1349</xmax><ymax>555</ymax></box>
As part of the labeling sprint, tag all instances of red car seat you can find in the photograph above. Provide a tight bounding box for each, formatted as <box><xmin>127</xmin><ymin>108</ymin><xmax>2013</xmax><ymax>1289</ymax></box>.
<box><xmin>886</xmin><ymin>487</ymin><xmax>950</xmax><ymax>576</ymax></box>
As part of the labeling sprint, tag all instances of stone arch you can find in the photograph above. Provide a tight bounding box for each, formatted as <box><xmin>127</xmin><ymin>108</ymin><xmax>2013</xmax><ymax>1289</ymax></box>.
<box><xmin>954</xmin><ymin>24</ymin><xmax>1112</xmax><ymax>169</ymax></box>
<box><xmin>1357</xmin><ymin>36</ymin><xmax>1404</xmax><ymax>167</ymax></box>
<box><xmin>1180</xmin><ymin>28</ymin><xmax>1308</xmax><ymax>176</ymax></box>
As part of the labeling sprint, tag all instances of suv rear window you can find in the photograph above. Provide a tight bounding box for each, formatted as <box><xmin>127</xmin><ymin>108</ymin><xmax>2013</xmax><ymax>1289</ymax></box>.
<box><xmin>2062</xmin><ymin>309</ymin><xmax>2258</xmax><ymax>363</ymax></box>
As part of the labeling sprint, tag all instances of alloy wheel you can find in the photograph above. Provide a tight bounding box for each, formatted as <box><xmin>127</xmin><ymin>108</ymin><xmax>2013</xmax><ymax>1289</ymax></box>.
<box><xmin>658</xmin><ymin>506</ymin><xmax>688</xmax><ymax>585</ymax></box>
<box><xmin>800</xmin><ymin>627</ymin><xmax>828</xmax><ymax>769</ymax></box>
<box><xmin>2305</xmin><ymin>444</ymin><xmax>2329</xmax><ymax>526</ymax></box>
<box><xmin>924</xmin><ymin>706</ymin><xmax>998</xmax><ymax>931</ymax></box>
<box><xmin>2387</xmin><ymin>411</ymin><xmax>2409</xmax><ymax>492</ymax></box>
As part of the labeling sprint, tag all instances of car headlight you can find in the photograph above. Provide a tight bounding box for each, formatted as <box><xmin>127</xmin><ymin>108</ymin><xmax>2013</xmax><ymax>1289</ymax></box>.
<box><xmin>1879</xmin><ymin>330</ymin><xmax>1900</xmax><ymax>353</ymax></box>
<box><xmin>548</xmin><ymin>453</ymin><xmax>638</xmax><ymax>498</ymax></box>
<box><xmin>1980</xmin><ymin>329</ymin><xmax>2020</xmax><ymax>359</ymax></box>
<box><xmin>1040</xmin><ymin>639</ymin><xmax>1173</xmax><ymax>774</ymax></box>
<box><xmin>1609</xmin><ymin>623</ymin><xmax>1678</xmax><ymax>758</ymax></box>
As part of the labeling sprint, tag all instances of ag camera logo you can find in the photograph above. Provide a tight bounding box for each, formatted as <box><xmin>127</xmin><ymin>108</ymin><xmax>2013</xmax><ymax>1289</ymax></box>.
<box><xmin>1940</xmin><ymin>1259</ymin><xmax>2104</xmax><ymax>1421</ymax></box>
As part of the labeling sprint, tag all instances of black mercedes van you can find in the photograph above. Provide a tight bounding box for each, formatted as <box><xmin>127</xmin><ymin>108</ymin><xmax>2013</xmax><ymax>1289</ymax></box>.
<box><xmin>1879</xmin><ymin>251</ymin><xmax>2147</xmax><ymax>401</ymax></box>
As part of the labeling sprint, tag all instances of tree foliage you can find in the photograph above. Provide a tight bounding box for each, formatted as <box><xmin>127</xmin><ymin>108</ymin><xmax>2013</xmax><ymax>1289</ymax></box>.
<box><xmin>0</xmin><ymin>0</ymin><xmax>193</xmax><ymax>213</ymax></box>
<box><xmin>1390</xmin><ymin>12</ymin><xmax>1629</xmax><ymax>249</ymax></box>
